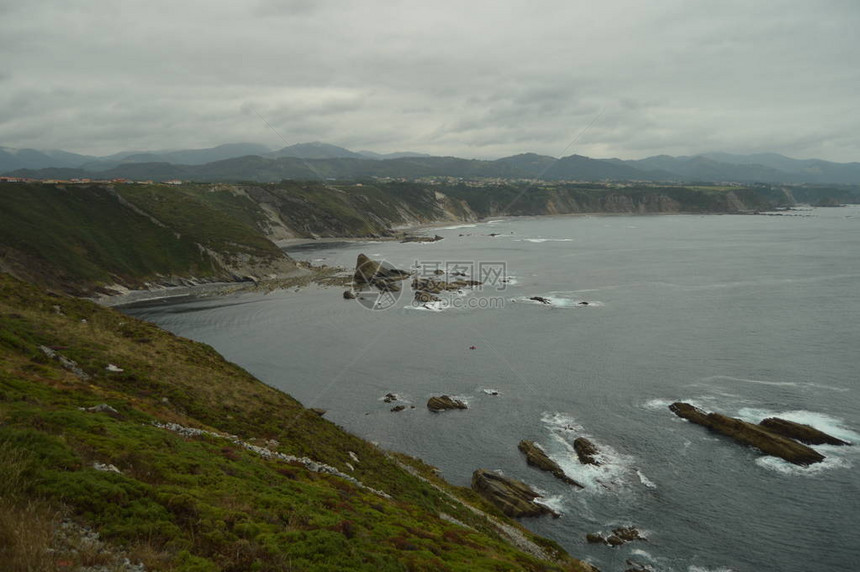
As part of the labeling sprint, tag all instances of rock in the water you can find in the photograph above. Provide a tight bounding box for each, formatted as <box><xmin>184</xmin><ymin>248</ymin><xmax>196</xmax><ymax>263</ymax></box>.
<box><xmin>383</xmin><ymin>393</ymin><xmax>398</xmax><ymax>403</ymax></box>
<box><xmin>586</xmin><ymin>527</ymin><xmax>644</xmax><ymax>547</ymax></box>
<box><xmin>400</xmin><ymin>234</ymin><xmax>444</xmax><ymax>243</ymax></box>
<box><xmin>353</xmin><ymin>254</ymin><xmax>410</xmax><ymax>291</ymax></box>
<box><xmin>390</xmin><ymin>405</ymin><xmax>406</xmax><ymax>413</ymax></box>
<box><xmin>669</xmin><ymin>402</ymin><xmax>825</xmax><ymax>465</ymax></box>
<box><xmin>414</xmin><ymin>290</ymin><xmax>441</xmax><ymax>303</ymax></box>
<box><xmin>343</xmin><ymin>290</ymin><xmax>356</xmax><ymax>300</ymax></box>
<box><xmin>529</xmin><ymin>296</ymin><xmax>551</xmax><ymax>305</ymax></box>
<box><xmin>471</xmin><ymin>469</ymin><xmax>557</xmax><ymax>518</ymax></box>
<box><xmin>759</xmin><ymin>417</ymin><xmax>849</xmax><ymax>446</ymax></box>
<box><xmin>612</xmin><ymin>527</ymin><xmax>644</xmax><ymax>543</ymax></box>
<box><xmin>427</xmin><ymin>395</ymin><xmax>467</xmax><ymax>412</ymax></box>
<box><xmin>518</xmin><ymin>440</ymin><xmax>584</xmax><ymax>488</ymax></box>
<box><xmin>573</xmin><ymin>437</ymin><xmax>601</xmax><ymax>466</ymax></box>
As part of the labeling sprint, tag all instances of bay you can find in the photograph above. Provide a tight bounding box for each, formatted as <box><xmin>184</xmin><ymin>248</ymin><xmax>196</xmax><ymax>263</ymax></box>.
<box><xmin>126</xmin><ymin>206</ymin><xmax>860</xmax><ymax>571</ymax></box>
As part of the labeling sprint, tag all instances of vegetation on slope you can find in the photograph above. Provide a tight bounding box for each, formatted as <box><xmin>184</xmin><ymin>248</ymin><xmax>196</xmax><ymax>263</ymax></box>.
<box><xmin>0</xmin><ymin>183</ymin><xmax>297</xmax><ymax>295</ymax></box>
<box><xmin>0</xmin><ymin>274</ymin><xmax>595</xmax><ymax>571</ymax></box>
<box><xmin>0</xmin><ymin>179</ymin><xmax>797</xmax><ymax>296</ymax></box>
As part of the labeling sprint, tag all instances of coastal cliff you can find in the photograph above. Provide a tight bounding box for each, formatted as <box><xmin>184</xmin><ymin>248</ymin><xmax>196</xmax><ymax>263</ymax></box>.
<box><xmin>0</xmin><ymin>179</ymin><xmax>791</xmax><ymax>295</ymax></box>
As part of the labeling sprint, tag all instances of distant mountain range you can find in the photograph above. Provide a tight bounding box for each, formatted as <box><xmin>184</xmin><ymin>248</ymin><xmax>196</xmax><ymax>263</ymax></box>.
<box><xmin>3</xmin><ymin>142</ymin><xmax>859</xmax><ymax>185</ymax></box>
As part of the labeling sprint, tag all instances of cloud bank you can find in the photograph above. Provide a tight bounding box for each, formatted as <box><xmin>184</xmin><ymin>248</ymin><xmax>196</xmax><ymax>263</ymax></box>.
<box><xmin>1</xmin><ymin>0</ymin><xmax>858</xmax><ymax>161</ymax></box>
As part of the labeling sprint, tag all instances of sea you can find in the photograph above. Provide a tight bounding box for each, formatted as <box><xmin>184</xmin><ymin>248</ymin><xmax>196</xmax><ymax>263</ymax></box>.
<box><xmin>124</xmin><ymin>206</ymin><xmax>860</xmax><ymax>572</ymax></box>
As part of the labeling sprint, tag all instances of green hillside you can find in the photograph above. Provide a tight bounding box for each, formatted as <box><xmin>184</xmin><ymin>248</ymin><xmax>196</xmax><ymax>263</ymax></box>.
<box><xmin>0</xmin><ymin>183</ymin><xmax>297</xmax><ymax>295</ymax></box>
<box><xmin>0</xmin><ymin>274</ymin><xmax>596</xmax><ymax>571</ymax></box>
<box><xmin>0</xmin><ymin>179</ymin><xmax>794</xmax><ymax>296</ymax></box>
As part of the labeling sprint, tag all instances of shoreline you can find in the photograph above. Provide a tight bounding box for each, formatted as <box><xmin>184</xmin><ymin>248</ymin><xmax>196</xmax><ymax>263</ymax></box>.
<box><xmin>91</xmin><ymin>207</ymin><xmax>813</xmax><ymax>307</ymax></box>
<box><xmin>93</xmin><ymin>265</ymin><xmax>351</xmax><ymax>308</ymax></box>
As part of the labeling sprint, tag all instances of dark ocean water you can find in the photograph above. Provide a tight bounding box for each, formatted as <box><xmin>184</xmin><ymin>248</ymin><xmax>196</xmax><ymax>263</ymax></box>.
<box><xmin>126</xmin><ymin>207</ymin><xmax>860</xmax><ymax>571</ymax></box>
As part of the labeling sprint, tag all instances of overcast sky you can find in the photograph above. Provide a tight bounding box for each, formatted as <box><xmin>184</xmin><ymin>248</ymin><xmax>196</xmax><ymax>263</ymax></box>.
<box><xmin>1</xmin><ymin>0</ymin><xmax>858</xmax><ymax>161</ymax></box>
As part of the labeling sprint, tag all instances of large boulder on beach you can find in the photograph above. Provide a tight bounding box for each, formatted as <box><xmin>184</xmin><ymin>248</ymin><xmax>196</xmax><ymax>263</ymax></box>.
<box><xmin>759</xmin><ymin>417</ymin><xmax>849</xmax><ymax>446</ymax></box>
<box><xmin>427</xmin><ymin>395</ymin><xmax>467</xmax><ymax>412</ymax></box>
<box><xmin>471</xmin><ymin>469</ymin><xmax>558</xmax><ymax>518</ymax></box>
<box><xmin>669</xmin><ymin>402</ymin><xmax>825</xmax><ymax>465</ymax></box>
<box><xmin>518</xmin><ymin>440</ymin><xmax>584</xmax><ymax>488</ymax></box>
<box><xmin>573</xmin><ymin>437</ymin><xmax>601</xmax><ymax>466</ymax></box>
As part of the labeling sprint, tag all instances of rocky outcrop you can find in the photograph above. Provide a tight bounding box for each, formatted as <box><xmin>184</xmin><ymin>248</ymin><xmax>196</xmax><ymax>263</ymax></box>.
<box><xmin>427</xmin><ymin>395</ymin><xmax>468</xmax><ymax>412</ymax></box>
<box><xmin>518</xmin><ymin>440</ymin><xmax>584</xmax><ymax>488</ymax></box>
<box><xmin>759</xmin><ymin>417</ymin><xmax>849</xmax><ymax>446</ymax></box>
<box><xmin>401</xmin><ymin>234</ymin><xmax>444</xmax><ymax>243</ymax></box>
<box><xmin>412</xmin><ymin>277</ymin><xmax>481</xmax><ymax>295</ymax></box>
<box><xmin>529</xmin><ymin>296</ymin><xmax>551</xmax><ymax>305</ymax></box>
<box><xmin>471</xmin><ymin>469</ymin><xmax>558</xmax><ymax>518</ymax></box>
<box><xmin>353</xmin><ymin>254</ymin><xmax>411</xmax><ymax>291</ymax></box>
<box><xmin>573</xmin><ymin>437</ymin><xmax>601</xmax><ymax>466</ymax></box>
<box><xmin>587</xmin><ymin>527</ymin><xmax>644</xmax><ymax>547</ymax></box>
<box><xmin>414</xmin><ymin>290</ymin><xmax>441</xmax><ymax>303</ymax></box>
<box><xmin>343</xmin><ymin>290</ymin><xmax>356</xmax><ymax>300</ymax></box>
<box><xmin>669</xmin><ymin>402</ymin><xmax>825</xmax><ymax>465</ymax></box>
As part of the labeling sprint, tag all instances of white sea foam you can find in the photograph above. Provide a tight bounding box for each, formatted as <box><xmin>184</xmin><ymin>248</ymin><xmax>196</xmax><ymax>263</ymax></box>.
<box><xmin>533</xmin><ymin>494</ymin><xmax>566</xmax><ymax>515</ymax></box>
<box><xmin>630</xmin><ymin>548</ymin><xmax>655</xmax><ymax>560</ymax></box>
<box><xmin>701</xmin><ymin>375</ymin><xmax>848</xmax><ymax>392</ymax></box>
<box><xmin>702</xmin><ymin>375</ymin><xmax>799</xmax><ymax>387</ymax></box>
<box><xmin>405</xmin><ymin>301</ymin><xmax>445</xmax><ymax>312</ymax></box>
<box><xmin>517</xmin><ymin>238</ymin><xmax>574</xmax><ymax>243</ymax></box>
<box><xmin>540</xmin><ymin>411</ymin><xmax>584</xmax><ymax>433</ymax></box>
<box><xmin>512</xmin><ymin>293</ymin><xmax>601</xmax><ymax>308</ymax></box>
<box><xmin>755</xmin><ymin>453</ymin><xmax>852</xmax><ymax>476</ymax></box>
<box><xmin>438</xmin><ymin>223</ymin><xmax>477</xmax><ymax>230</ymax></box>
<box><xmin>636</xmin><ymin>469</ymin><xmax>657</xmax><ymax>489</ymax></box>
<box><xmin>642</xmin><ymin>397</ymin><xmax>709</xmax><ymax>412</ymax></box>
<box><xmin>735</xmin><ymin>407</ymin><xmax>859</xmax><ymax>444</ymax></box>
<box><xmin>540</xmin><ymin>411</ymin><xmax>640</xmax><ymax>493</ymax></box>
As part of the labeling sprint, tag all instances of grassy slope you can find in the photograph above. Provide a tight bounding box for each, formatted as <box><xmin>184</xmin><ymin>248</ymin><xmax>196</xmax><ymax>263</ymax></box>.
<box><xmin>113</xmin><ymin>184</ymin><xmax>284</xmax><ymax>261</ymax></box>
<box><xmin>0</xmin><ymin>274</ymin><xmax>594</xmax><ymax>572</ymax></box>
<box><xmin>240</xmin><ymin>181</ymin><xmax>458</xmax><ymax>237</ymax></box>
<box><xmin>0</xmin><ymin>183</ymin><xmax>299</xmax><ymax>295</ymax></box>
<box><xmin>0</xmin><ymin>183</ymin><xmax>217</xmax><ymax>292</ymax></box>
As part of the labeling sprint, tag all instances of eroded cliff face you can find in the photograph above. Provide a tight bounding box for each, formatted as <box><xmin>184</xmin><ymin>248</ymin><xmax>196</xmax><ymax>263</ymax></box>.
<box><xmin>0</xmin><ymin>180</ymin><xmax>786</xmax><ymax>294</ymax></box>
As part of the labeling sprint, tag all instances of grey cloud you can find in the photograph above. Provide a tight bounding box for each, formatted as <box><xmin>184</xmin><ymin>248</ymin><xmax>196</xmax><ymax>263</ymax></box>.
<box><xmin>1</xmin><ymin>0</ymin><xmax>858</xmax><ymax>161</ymax></box>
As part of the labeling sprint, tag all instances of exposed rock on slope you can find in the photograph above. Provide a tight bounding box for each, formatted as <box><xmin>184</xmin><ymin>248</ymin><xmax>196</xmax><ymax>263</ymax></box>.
<box><xmin>518</xmin><ymin>440</ymin><xmax>583</xmax><ymax>488</ymax></box>
<box><xmin>669</xmin><ymin>402</ymin><xmax>825</xmax><ymax>465</ymax></box>
<box><xmin>759</xmin><ymin>417</ymin><xmax>849</xmax><ymax>446</ymax></box>
<box><xmin>471</xmin><ymin>469</ymin><xmax>558</xmax><ymax>518</ymax></box>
